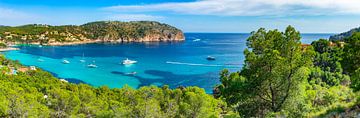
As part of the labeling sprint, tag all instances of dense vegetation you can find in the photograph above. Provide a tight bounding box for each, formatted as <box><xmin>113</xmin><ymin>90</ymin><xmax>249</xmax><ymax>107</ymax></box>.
<box><xmin>330</xmin><ymin>26</ymin><xmax>360</xmax><ymax>41</ymax></box>
<box><xmin>1</xmin><ymin>26</ymin><xmax>360</xmax><ymax>117</ymax></box>
<box><xmin>0</xmin><ymin>55</ymin><xmax>224</xmax><ymax>117</ymax></box>
<box><xmin>215</xmin><ymin>26</ymin><xmax>360</xmax><ymax>117</ymax></box>
<box><xmin>0</xmin><ymin>21</ymin><xmax>184</xmax><ymax>44</ymax></box>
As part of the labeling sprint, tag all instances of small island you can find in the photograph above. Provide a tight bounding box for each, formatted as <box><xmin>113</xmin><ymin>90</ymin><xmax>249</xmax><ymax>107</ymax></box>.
<box><xmin>0</xmin><ymin>21</ymin><xmax>185</xmax><ymax>46</ymax></box>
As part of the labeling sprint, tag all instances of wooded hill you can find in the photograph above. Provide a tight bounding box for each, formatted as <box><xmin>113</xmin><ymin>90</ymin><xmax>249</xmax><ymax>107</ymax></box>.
<box><xmin>0</xmin><ymin>21</ymin><xmax>184</xmax><ymax>44</ymax></box>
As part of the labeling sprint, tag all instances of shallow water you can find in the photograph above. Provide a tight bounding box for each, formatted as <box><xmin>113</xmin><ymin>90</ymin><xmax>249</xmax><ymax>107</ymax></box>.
<box><xmin>3</xmin><ymin>33</ymin><xmax>332</xmax><ymax>93</ymax></box>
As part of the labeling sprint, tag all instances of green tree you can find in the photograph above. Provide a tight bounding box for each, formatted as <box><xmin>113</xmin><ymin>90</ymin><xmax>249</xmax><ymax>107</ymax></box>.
<box><xmin>311</xmin><ymin>39</ymin><xmax>343</xmax><ymax>73</ymax></box>
<box><xmin>342</xmin><ymin>32</ymin><xmax>360</xmax><ymax>75</ymax></box>
<box><xmin>312</xmin><ymin>39</ymin><xmax>330</xmax><ymax>53</ymax></box>
<box><xmin>216</xmin><ymin>26</ymin><xmax>313</xmax><ymax>117</ymax></box>
<box><xmin>0</xmin><ymin>43</ymin><xmax>6</xmax><ymax>48</ymax></box>
<box><xmin>350</xmin><ymin>68</ymin><xmax>360</xmax><ymax>91</ymax></box>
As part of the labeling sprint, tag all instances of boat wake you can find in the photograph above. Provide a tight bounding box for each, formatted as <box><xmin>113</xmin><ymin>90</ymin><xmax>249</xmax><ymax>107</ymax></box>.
<box><xmin>192</xmin><ymin>39</ymin><xmax>201</xmax><ymax>42</ymax></box>
<box><xmin>166</xmin><ymin>61</ymin><xmax>239</xmax><ymax>68</ymax></box>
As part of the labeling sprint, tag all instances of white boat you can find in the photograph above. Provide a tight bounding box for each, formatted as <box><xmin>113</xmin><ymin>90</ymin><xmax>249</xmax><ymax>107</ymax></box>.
<box><xmin>206</xmin><ymin>56</ymin><xmax>216</xmax><ymax>61</ymax></box>
<box><xmin>79</xmin><ymin>53</ymin><xmax>86</xmax><ymax>62</ymax></box>
<box><xmin>87</xmin><ymin>61</ymin><xmax>97</xmax><ymax>68</ymax></box>
<box><xmin>62</xmin><ymin>60</ymin><xmax>70</xmax><ymax>64</ymax></box>
<box><xmin>38</xmin><ymin>45</ymin><xmax>43</xmax><ymax>48</ymax></box>
<box><xmin>122</xmin><ymin>58</ymin><xmax>137</xmax><ymax>65</ymax></box>
<box><xmin>87</xmin><ymin>64</ymin><xmax>97</xmax><ymax>68</ymax></box>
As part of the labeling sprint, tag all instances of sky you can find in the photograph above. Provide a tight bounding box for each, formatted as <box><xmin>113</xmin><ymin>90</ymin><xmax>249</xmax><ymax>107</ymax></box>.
<box><xmin>1</xmin><ymin>0</ymin><xmax>360</xmax><ymax>33</ymax></box>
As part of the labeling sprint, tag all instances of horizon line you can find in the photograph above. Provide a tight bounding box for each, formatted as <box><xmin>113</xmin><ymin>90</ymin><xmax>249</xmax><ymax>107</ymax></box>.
<box><xmin>184</xmin><ymin>32</ymin><xmax>336</xmax><ymax>34</ymax></box>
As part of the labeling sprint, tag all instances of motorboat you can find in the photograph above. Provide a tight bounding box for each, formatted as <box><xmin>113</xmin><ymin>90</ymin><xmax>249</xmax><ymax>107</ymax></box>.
<box><xmin>87</xmin><ymin>60</ymin><xmax>97</xmax><ymax>68</ymax></box>
<box><xmin>87</xmin><ymin>64</ymin><xmax>97</xmax><ymax>68</ymax></box>
<box><xmin>206</xmin><ymin>56</ymin><xmax>216</xmax><ymax>61</ymax></box>
<box><xmin>122</xmin><ymin>58</ymin><xmax>137</xmax><ymax>65</ymax></box>
<box><xmin>62</xmin><ymin>60</ymin><xmax>70</xmax><ymax>64</ymax></box>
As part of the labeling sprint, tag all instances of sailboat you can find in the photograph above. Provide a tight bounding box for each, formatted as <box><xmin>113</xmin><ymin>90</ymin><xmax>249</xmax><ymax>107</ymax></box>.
<box><xmin>79</xmin><ymin>53</ymin><xmax>85</xmax><ymax>63</ymax></box>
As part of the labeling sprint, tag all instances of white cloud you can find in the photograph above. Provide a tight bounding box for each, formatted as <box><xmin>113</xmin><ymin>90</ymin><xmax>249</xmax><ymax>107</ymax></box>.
<box><xmin>104</xmin><ymin>0</ymin><xmax>360</xmax><ymax>16</ymax></box>
<box><xmin>106</xmin><ymin>14</ymin><xmax>164</xmax><ymax>21</ymax></box>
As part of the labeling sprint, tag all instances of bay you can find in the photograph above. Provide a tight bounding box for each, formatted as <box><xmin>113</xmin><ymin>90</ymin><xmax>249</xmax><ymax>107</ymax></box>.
<box><xmin>2</xmin><ymin>33</ymin><xmax>332</xmax><ymax>93</ymax></box>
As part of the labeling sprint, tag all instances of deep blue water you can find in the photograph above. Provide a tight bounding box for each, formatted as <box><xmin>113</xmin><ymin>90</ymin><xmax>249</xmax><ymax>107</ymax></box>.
<box><xmin>2</xmin><ymin>33</ymin><xmax>332</xmax><ymax>93</ymax></box>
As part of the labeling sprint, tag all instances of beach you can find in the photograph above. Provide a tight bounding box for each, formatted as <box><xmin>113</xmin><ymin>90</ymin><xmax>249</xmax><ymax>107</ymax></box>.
<box><xmin>0</xmin><ymin>47</ymin><xmax>19</xmax><ymax>52</ymax></box>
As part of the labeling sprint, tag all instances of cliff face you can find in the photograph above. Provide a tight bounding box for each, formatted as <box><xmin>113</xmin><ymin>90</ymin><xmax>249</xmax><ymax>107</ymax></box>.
<box><xmin>130</xmin><ymin>31</ymin><xmax>184</xmax><ymax>42</ymax></box>
<box><xmin>81</xmin><ymin>21</ymin><xmax>184</xmax><ymax>43</ymax></box>
<box><xmin>0</xmin><ymin>21</ymin><xmax>184</xmax><ymax>45</ymax></box>
<box><xmin>330</xmin><ymin>27</ymin><xmax>360</xmax><ymax>41</ymax></box>
<box><xmin>139</xmin><ymin>29</ymin><xmax>184</xmax><ymax>42</ymax></box>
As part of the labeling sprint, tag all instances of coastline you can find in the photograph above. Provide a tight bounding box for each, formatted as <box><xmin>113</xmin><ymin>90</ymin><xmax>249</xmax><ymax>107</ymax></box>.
<box><xmin>18</xmin><ymin>38</ymin><xmax>186</xmax><ymax>46</ymax></box>
<box><xmin>44</xmin><ymin>39</ymin><xmax>103</xmax><ymax>46</ymax></box>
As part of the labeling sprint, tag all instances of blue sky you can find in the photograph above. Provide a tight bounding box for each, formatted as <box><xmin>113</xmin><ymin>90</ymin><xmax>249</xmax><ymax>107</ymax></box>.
<box><xmin>1</xmin><ymin>0</ymin><xmax>360</xmax><ymax>33</ymax></box>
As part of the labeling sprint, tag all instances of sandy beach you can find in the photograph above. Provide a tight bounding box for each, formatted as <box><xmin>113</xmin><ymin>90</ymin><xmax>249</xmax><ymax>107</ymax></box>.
<box><xmin>0</xmin><ymin>47</ymin><xmax>19</xmax><ymax>52</ymax></box>
<box><xmin>8</xmin><ymin>39</ymin><xmax>129</xmax><ymax>47</ymax></box>
<box><xmin>42</xmin><ymin>40</ymin><xmax>103</xmax><ymax>46</ymax></box>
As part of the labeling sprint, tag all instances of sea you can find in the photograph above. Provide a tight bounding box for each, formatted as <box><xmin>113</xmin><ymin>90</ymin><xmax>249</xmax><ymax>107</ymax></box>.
<box><xmin>2</xmin><ymin>33</ymin><xmax>332</xmax><ymax>93</ymax></box>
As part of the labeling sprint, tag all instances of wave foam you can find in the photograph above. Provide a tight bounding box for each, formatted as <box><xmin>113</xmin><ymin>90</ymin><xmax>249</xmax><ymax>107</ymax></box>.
<box><xmin>192</xmin><ymin>39</ymin><xmax>201</xmax><ymax>42</ymax></box>
<box><xmin>166</xmin><ymin>61</ymin><xmax>240</xmax><ymax>68</ymax></box>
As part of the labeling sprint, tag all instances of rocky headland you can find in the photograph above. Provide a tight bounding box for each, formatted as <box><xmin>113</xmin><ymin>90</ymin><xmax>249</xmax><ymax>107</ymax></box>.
<box><xmin>330</xmin><ymin>26</ymin><xmax>360</xmax><ymax>41</ymax></box>
<box><xmin>0</xmin><ymin>21</ymin><xmax>185</xmax><ymax>46</ymax></box>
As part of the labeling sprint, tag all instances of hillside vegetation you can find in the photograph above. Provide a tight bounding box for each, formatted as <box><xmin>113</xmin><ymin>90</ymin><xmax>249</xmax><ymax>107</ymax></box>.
<box><xmin>0</xmin><ymin>21</ymin><xmax>184</xmax><ymax>45</ymax></box>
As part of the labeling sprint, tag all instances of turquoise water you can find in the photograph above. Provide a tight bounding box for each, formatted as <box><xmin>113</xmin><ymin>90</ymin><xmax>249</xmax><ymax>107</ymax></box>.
<box><xmin>2</xmin><ymin>33</ymin><xmax>332</xmax><ymax>93</ymax></box>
